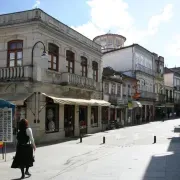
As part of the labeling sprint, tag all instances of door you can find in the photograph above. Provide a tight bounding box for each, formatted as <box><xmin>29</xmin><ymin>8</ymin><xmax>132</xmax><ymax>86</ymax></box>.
<box><xmin>64</xmin><ymin>105</ymin><xmax>75</xmax><ymax>137</ymax></box>
<box><xmin>79</xmin><ymin>106</ymin><xmax>87</xmax><ymax>135</ymax></box>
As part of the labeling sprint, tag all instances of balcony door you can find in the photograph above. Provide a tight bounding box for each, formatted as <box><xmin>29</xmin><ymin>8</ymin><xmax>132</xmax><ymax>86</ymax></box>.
<box><xmin>64</xmin><ymin>105</ymin><xmax>75</xmax><ymax>137</ymax></box>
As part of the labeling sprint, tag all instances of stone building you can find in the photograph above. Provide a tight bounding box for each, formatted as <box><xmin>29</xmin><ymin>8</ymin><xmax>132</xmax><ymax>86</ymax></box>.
<box><xmin>102</xmin><ymin>67</ymin><xmax>138</xmax><ymax>127</ymax></box>
<box><xmin>0</xmin><ymin>9</ymin><xmax>110</xmax><ymax>144</ymax></box>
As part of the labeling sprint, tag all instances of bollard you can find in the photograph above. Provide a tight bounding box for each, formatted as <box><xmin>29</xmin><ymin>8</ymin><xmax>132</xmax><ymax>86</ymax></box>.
<box><xmin>154</xmin><ymin>136</ymin><xmax>156</xmax><ymax>143</ymax></box>
<box><xmin>103</xmin><ymin>136</ymin><xmax>105</xmax><ymax>144</ymax></box>
<box><xmin>80</xmin><ymin>135</ymin><xmax>82</xmax><ymax>143</ymax></box>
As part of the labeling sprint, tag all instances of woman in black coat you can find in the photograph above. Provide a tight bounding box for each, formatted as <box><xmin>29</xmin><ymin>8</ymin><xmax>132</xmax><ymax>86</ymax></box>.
<box><xmin>11</xmin><ymin>119</ymin><xmax>36</xmax><ymax>179</ymax></box>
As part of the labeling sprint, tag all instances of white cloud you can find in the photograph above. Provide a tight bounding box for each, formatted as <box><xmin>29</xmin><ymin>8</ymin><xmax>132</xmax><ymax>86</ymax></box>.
<box><xmin>148</xmin><ymin>4</ymin><xmax>173</xmax><ymax>35</ymax></box>
<box><xmin>32</xmin><ymin>0</ymin><xmax>40</xmax><ymax>9</ymax></box>
<box><xmin>72</xmin><ymin>0</ymin><xmax>173</xmax><ymax>45</ymax></box>
<box><xmin>166</xmin><ymin>34</ymin><xmax>180</xmax><ymax>57</ymax></box>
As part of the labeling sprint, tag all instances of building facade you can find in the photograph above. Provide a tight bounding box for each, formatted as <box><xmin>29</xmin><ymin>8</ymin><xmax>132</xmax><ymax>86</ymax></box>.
<box><xmin>153</xmin><ymin>53</ymin><xmax>165</xmax><ymax>120</ymax></box>
<box><xmin>0</xmin><ymin>9</ymin><xmax>110</xmax><ymax>144</ymax></box>
<box><xmin>102</xmin><ymin>67</ymin><xmax>138</xmax><ymax>127</ymax></box>
<box><xmin>101</xmin><ymin>42</ymin><xmax>156</xmax><ymax>123</ymax></box>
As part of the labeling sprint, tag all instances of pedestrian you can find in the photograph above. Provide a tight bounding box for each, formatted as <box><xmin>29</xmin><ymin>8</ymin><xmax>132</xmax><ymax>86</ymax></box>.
<box><xmin>11</xmin><ymin>119</ymin><xmax>36</xmax><ymax>179</ymax></box>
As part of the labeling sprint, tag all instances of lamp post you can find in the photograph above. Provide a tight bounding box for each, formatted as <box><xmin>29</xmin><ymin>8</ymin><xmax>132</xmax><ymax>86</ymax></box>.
<box><xmin>31</xmin><ymin>41</ymin><xmax>47</xmax><ymax>81</ymax></box>
<box><xmin>31</xmin><ymin>41</ymin><xmax>47</xmax><ymax>124</ymax></box>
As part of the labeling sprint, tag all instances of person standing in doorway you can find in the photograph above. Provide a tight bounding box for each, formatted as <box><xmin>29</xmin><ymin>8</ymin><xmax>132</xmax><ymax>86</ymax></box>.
<box><xmin>11</xmin><ymin>119</ymin><xmax>36</xmax><ymax>179</ymax></box>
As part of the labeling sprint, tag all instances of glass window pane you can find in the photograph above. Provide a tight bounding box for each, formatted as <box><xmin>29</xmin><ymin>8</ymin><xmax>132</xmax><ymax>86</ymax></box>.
<box><xmin>48</xmin><ymin>61</ymin><xmax>51</xmax><ymax>68</ymax></box>
<box><xmin>53</xmin><ymin>56</ymin><xmax>57</xmax><ymax>63</ymax></box>
<box><xmin>10</xmin><ymin>60</ymin><xmax>15</xmax><ymax>67</ymax></box>
<box><xmin>48</xmin><ymin>54</ymin><xmax>51</xmax><ymax>61</ymax></box>
<box><xmin>17</xmin><ymin>60</ymin><xmax>22</xmax><ymax>66</ymax></box>
<box><xmin>17</xmin><ymin>51</ymin><xmax>22</xmax><ymax>59</ymax></box>
<box><xmin>10</xmin><ymin>52</ymin><xmax>15</xmax><ymax>60</ymax></box>
<box><xmin>17</xmin><ymin>42</ymin><xmax>23</xmax><ymax>49</ymax></box>
<box><xmin>9</xmin><ymin>43</ymin><xmax>16</xmax><ymax>50</ymax></box>
<box><xmin>53</xmin><ymin>63</ymin><xmax>57</xmax><ymax>70</ymax></box>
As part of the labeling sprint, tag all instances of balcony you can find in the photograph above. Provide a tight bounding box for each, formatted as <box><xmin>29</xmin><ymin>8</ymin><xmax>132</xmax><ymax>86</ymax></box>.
<box><xmin>60</xmin><ymin>72</ymin><xmax>101</xmax><ymax>91</ymax></box>
<box><xmin>139</xmin><ymin>90</ymin><xmax>156</xmax><ymax>100</ymax></box>
<box><xmin>155</xmin><ymin>73</ymin><xmax>164</xmax><ymax>81</ymax></box>
<box><xmin>156</xmin><ymin>94</ymin><xmax>165</xmax><ymax>103</ymax></box>
<box><xmin>166</xmin><ymin>97</ymin><xmax>174</xmax><ymax>103</ymax></box>
<box><xmin>108</xmin><ymin>94</ymin><xmax>128</xmax><ymax>105</ymax></box>
<box><xmin>174</xmin><ymin>98</ymin><xmax>180</xmax><ymax>104</ymax></box>
<box><xmin>0</xmin><ymin>66</ymin><xmax>32</xmax><ymax>82</ymax></box>
<box><xmin>135</xmin><ymin>64</ymin><xmax>155</xmax><ymax>76</ymax></box>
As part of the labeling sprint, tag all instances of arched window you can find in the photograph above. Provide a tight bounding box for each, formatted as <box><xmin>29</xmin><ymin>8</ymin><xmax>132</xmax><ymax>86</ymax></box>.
<box><xmin>66</xmin><ymin>50</ymin><xmax>75</xmax><ymax>73</ymax></box>
<box><xmin>81</xmin><ymin>56</ymin><xmax>87</xmax><ymax>77</ymax></box>
<box><xmin>7</xmin><ymin>40</ymin><xmax>23</xmax><ymax>67</ymax></box>
<box><xmin>92</xmin><ymin>61</ymin><xmax>98</xmax><ymax>82</ymax></box>
<box><xmin>48</xmin><ymin>43</ymin><xmax>59</xmax><ymax>71</ymax></box>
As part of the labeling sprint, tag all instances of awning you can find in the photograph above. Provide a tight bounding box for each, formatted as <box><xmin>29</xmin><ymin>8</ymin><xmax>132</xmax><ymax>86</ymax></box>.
<box><xmin>42</xmin><ymin>93</ymin><xmax>110</xmax><ymax>106</ymax></box>
<box><xmin>132</xmin><ymin>101</ymin><xmax>142</xmax><ymax>108</ymax></box>
<box><xmin>0</xmin><ymin>93</ymin><xmax>33</xmax><ymax>105</ymax></box>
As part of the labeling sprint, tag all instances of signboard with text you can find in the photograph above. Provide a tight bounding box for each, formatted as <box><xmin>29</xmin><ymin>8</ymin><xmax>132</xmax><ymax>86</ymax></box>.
<box><xmin>0</xmin><ymin>108</ymin><xmax>13</xmax><ymax>142</ymax></box>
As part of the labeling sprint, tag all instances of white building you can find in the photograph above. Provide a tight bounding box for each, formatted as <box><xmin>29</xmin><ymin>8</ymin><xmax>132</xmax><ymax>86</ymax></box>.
<box><xmin>0</xmin><ymin>9</ymin><xmax>110</xmax><ymax>144</ymax></box>
<box><xmin>100</xmin><ymin>43</ymin><xmax>156</xmax><ymax>123</ymax></box>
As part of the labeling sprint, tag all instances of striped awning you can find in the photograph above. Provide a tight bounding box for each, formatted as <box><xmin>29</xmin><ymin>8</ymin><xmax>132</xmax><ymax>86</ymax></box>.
<box><xmin>42</xmin><ymin>93</ymin><xmax>110</xmax><ymax>106</ymax></box>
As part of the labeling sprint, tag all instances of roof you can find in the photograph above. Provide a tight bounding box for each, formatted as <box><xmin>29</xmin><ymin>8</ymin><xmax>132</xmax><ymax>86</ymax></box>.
<box><xmin>103</xmin><ymin>43</ymin><xmax>153</xmax><ymax>55</ymax></box>
<box><xmin>164</xmin><ymin>67</ymin><xmax>180</xmax><ymax>77</ymax></box>
<box><xmin>93</xmin><ymin>33</ymin><xmax>126</xmax><ymax>42</ymax></box>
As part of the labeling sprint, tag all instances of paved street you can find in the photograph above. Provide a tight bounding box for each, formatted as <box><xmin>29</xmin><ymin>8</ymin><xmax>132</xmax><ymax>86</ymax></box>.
<box><xmin>1</xmin><ymin>119</ymin><xmax>180</xmax><ymax>180</ymax></box>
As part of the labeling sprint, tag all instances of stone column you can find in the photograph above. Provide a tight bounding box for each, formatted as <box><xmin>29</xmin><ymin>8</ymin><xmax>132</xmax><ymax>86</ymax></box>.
<box><xmin>98</xmin><ymin>106</ymin><xmax>102</xmax><ymax>131</ymax></box>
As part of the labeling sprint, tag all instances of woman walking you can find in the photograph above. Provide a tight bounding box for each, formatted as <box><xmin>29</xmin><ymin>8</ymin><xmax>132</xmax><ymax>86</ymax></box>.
<box><xmin>11</xmin><ymin>119</ymin><xmax>36</xmax><ymax>179</ymax></box>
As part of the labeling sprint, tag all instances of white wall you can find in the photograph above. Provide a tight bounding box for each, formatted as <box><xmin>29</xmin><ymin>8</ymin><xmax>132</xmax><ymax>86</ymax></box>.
<box><xmin>164</xmin><ymin>73</ymin><xmax>174</xmax><ymax>87</ymax></box>
<box><xmin>102</xmin><ymin>47</ymin><xmax>133</xmax><ymax>71</ymax></box>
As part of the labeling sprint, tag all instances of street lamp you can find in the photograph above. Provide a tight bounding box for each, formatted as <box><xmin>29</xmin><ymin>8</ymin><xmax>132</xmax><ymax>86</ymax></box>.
<box><xmin>31</xmin><ymin>41</ymin><xmax>47</xmax><ymax>81</ymax></box>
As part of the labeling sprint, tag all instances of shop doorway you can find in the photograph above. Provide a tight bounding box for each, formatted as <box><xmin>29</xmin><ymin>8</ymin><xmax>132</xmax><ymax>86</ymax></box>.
<box><xmin>79</xmin><ymin>106</ymin><xmax>87</xmax><ymax>135</ymax></box>
<box><xmin>64</xmin><ymin>105</ymin><xmax>75</xmax><ymax>137</ymax></box>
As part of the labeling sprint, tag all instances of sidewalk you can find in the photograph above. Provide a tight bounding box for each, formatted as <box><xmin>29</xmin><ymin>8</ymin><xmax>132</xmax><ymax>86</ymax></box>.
<box><xmin>0</xmin><ymin>120</ymin><xmax>180</xmax><ymax>180</ymax></box>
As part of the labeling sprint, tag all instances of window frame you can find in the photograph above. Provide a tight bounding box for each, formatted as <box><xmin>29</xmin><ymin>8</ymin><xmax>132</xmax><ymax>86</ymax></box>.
<box><xmin>66</xmin><ymin>50</ymin><xmax>75</xmax><ymax>73</ymax></box>
<box><xmin>48</xmin><ymin>43</ymin><xmax>59</xmax><ymax>71</ymax></box>
<box><xmin>92</xmin><ymin>61</ymin><xmax>98</xmax><ymax>82</ymax></box>
<box><xmin>81</xmin><ymin>56</ymin><xmax>88</xmax><ymax>77</ymax></box>
<box><xmin>7</xmin><ymin>40</ymin><xmax>23</xmax><ymax>67</ymax></box>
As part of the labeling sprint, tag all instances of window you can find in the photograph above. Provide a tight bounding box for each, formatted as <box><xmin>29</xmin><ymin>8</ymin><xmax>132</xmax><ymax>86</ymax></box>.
<box><xmin>104</xmin><ymin>83</ymin><xmax>109</xmax><ymax>94</ymax></box>
<box><xmin>48</xmin><ymin>43</ymin><xmax>59</xmax><ymax>71</ymax></box>
<box><xmin>8</xmin><ymin>40</ymin><xmax>23</xmax><ymax>67</ymax></box>
<box><xmin>91</xmin><ymin>106</ymin><xmax>98</xmax><ymax>127</ymax></box>
<box><xmin>117</xmin><ymin>85</ymin><xmax>121</xmax><ymax>95</ymax></box>
<box><xmin>128</xmin><ymin>84</ymin><xmax>131</xmax><ymax>96</ymax></box>
<box><xmin>111</xmin><ymin>83</ymin><xmax>116</xmax><ymax>94</ymax></box>
<box><xmin>92</xmin><ymin>61</ymin><xmax>98</xmax><ymax>81</ymax></box>
<box><xmin>123</xmin><ymin>84</ymin><xmax>126</xmax><ymax>95</ymax></box>
<box><xmin>81</xmin><ymin>56</ymin><xmax>87</xmax><ymax>77</ymax></box>
<box><xmin>66</xmin><ymin>50</ymin><xmax>75</xmax><ymax>73</ymax></box>
<box><xmin>45</xmin><ymin>97</ymin><xmax>59</xmax><ymax>133</ymax></box>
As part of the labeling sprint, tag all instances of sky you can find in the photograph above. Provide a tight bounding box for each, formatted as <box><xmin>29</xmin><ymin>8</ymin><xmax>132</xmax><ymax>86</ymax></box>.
<box><xmin>1</xmin><ymin>0</ymin><xmax>180</xmax><ymax>68</ymax></box>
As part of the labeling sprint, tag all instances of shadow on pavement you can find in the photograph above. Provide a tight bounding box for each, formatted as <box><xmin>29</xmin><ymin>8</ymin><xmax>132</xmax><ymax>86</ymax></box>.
<box><xmin>142</xmin><ymin>127</ymin><xmax>180</xmax><ymax>180</ymax></box>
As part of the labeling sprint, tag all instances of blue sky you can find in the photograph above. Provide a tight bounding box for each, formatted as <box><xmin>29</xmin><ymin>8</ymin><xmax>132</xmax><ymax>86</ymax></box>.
<box><xmin>1</xmin><ymin>0</ymin><xmax>180</xmax><ymax>67</ymax></box>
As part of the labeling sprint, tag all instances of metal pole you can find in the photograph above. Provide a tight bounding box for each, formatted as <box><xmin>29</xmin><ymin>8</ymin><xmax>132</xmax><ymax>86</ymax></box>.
<box><xmin>154</xmin><ymin>136</ymin><xmax>156</xmax><ymax>144</ymax></box>
<box><xmin>103</xmin><ymin>136</ymin><xmax>105</xmax><ymax>144</ymax></box>
<box><xmin>31</xmin><ymin>41</ymin><xmax>46</xmax><ymax>82</ymax></box>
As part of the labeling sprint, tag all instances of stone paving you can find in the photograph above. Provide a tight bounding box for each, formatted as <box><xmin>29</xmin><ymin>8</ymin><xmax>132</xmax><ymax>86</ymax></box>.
<box><xmin>1</xmin><ymin>119</ymin><xmax>180</xmax><ymax>180</ymax></box>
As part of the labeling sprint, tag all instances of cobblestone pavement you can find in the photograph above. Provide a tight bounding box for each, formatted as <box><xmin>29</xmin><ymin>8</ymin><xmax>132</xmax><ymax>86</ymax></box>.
<box><xmin>1</xmin><ymin>119</ymin><xmax>180</xmax><ymax>180</ymax></box>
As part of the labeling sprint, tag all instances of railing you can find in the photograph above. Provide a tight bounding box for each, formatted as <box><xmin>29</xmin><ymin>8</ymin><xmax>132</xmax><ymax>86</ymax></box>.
<box><xmin>0</xmin><ymin>66</ymin><xmax>32</xmax><ymax>81</ymax></box>
<box><xmin>155</xmin><ymin>73</ymin><xmax>164</xmax><ymax>80</ymax></box>
<box><xmin>156</xmin><ymin>94</ymin><xmax>165</xmax><ymax>102</ymax></box>
<box><xmin>174</xmin><ymin>98</ymin><xmax>180</xmax><ymax>104</ymax></box>
<box><xmin>135</xmin><ymin>64</ymin><xmax>155</xmax><ymax>76</ymax></box>
<box><xmin>60</xmin><ymin>72</ymin><xmax>101</xmax><ymax>91</ymax></box>
<box><xmin>166</xmin><ymin>97</ymin><xmax>174</xmax><ymax>103</ymax></box>
<box><xmin>139</xmin><ymin>90</ymin><xmax>156</xmax><ymax>100</ymax></box>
